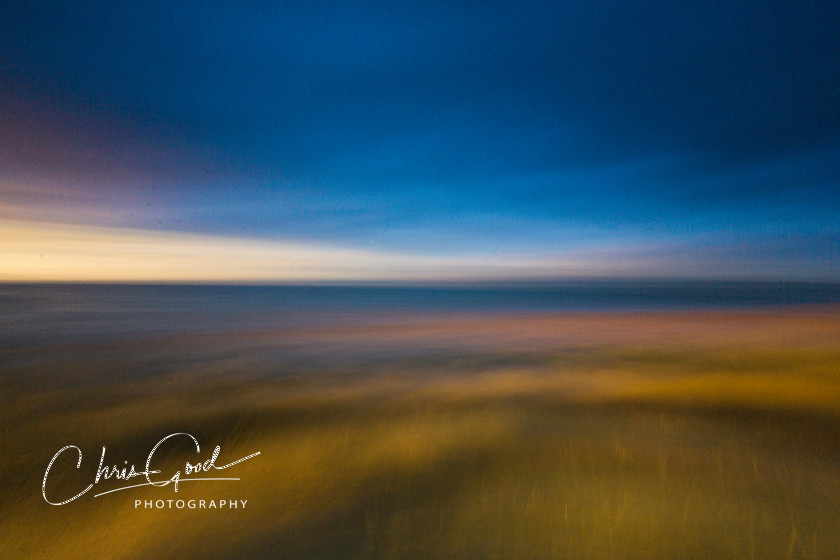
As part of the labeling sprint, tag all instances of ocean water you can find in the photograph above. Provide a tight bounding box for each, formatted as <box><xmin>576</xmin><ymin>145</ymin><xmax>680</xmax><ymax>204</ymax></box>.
<box><xmin>2</xmin><ymin>281</ymin><xmax>839</xmax><ymax>345</ymax></box>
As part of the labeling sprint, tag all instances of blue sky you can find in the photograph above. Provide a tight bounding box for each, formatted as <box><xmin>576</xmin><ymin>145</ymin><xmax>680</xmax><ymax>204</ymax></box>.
<box><xmin>1</xmin><ymin>1</ymin><xmax>838</xmax><ymax>280</ymax></box>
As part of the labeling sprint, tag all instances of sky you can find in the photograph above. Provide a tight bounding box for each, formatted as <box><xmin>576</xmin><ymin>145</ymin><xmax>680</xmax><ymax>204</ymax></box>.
<box><xmin>1</xmin><ymin>0</ymin><xmax>839</xmax><ymax>281</ymax></box>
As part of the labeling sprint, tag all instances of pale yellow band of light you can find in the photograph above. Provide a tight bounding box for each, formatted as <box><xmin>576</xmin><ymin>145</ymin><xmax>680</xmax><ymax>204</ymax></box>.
<box><xmin>0</xmin><ymin>219</ymin><xmax>594</xmax><ymax>282</ymax></box>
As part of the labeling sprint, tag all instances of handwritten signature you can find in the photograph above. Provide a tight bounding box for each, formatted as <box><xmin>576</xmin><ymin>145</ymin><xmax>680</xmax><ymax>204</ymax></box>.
<box><xmin>42</xmin><ymin>433</ymin><xmax>260</xmax><ymax>505</ymax></box>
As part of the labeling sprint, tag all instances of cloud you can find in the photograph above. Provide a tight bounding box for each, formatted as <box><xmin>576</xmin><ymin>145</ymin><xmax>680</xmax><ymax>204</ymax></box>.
<box><xmin>3</xmin><ymin>220</ymin><xmax>835</xmax><ymax>283</ymax></box>
<box><xmin>0</xmin><ymin>220</ymin><xmax>577</xmax><ymax>282</ymax></box>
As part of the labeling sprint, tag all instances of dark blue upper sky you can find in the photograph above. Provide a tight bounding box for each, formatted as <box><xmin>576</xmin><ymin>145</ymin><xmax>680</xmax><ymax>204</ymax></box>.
<box><xmin>2</xmin><ymin>1</ymin><xmax>839</xmax><ymax>279</ymax></box>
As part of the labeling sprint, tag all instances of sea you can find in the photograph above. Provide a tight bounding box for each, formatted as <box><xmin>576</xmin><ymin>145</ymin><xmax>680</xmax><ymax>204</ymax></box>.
<box><xmin>2</xmin><ymin>281</ymin><xmax>839</xmax><ymax>345</ymax></box>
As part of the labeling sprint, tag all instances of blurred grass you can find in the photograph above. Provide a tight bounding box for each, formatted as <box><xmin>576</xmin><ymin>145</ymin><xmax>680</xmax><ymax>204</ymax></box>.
<box><xmin>2</xmin><ymin>310</ymin><xmax>840</xmax><ymax>559</ymax></box>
